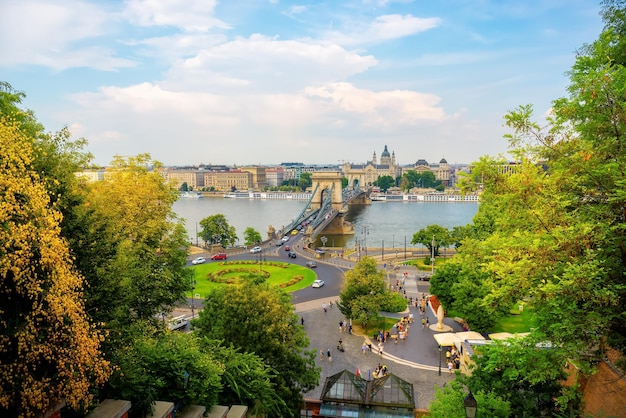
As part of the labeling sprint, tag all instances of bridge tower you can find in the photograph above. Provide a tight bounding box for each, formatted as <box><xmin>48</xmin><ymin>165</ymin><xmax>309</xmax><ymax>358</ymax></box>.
<box><xmin>310</xmin><ymin>172</ymin><xmax>344</xmax><ymax>210</ymax></box>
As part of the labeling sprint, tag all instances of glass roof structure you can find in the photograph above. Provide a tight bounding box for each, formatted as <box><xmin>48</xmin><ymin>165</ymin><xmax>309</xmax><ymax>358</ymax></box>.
<box><xmin>318</xmin><ymin>370</ymin><xmax>415</xmax><ymax>417</ymax></box>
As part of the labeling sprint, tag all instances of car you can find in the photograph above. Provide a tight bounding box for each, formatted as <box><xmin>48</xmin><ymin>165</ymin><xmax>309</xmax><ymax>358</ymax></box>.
<box><xmin>276</xmin><ymin>240</ymin><xmax>284</xmax><ymax>246</ymax></box>
<box><xmin>250</xmin><ymin>246</ymin><xmax>262</xmax><ymax>254</ymax></box>
<box><xmin>291</xmin><ymin>229</ymin><xmax>299</xmax><ymax>235</ymax></box>
<box><xmin>191</xmin><ymin>257</ymin><xmax>206</xmax><ymax>265</ymax></box>
<box><xmin>211</xmin><ymin>252</ymin><xmax>227</xmax><ymax>260</ymax></box>
<box><xmin>284</xmin><ymin>245</ymin><xmax>290</xmax><ymax>251</ymax></box>
<box><xmin>288</xmin><ymin>251</ymin><xmax>297</xmax><ymax>258</ymax></box>
<box><xmin>311</xmin><ymin>279</ymin><xmax>325</xmax><ymax>288</ymax></box>
<box><xmin>281</xmin><ymin>236</ymin><xmax>290</xmax><ymax>242</ymax></box>
<box><xmin>305</xmin><ymin>261</ymin><xmax>317</xmax><ymax>268</ymax></box>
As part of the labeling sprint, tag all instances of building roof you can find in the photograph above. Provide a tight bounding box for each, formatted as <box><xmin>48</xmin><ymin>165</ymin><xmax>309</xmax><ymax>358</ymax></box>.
<box><xmin>320</xmin><ymin>369</ymin><xmax>415</xmax><ymax>409</ymax></box>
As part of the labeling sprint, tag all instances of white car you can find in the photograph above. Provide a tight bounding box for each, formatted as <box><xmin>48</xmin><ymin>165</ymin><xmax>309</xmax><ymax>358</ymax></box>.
<box><xmin>250</xmin><ymin>246</ymin><xmax>262</xmax><ymax>254</ymax></box>
<box><xmin>311</xmin><ymin>279</ymin><xmax>325</xmax><ymax>288</ymax></box>
<box><xmin>191</xmin><ymin>257</ymin><xmax>206</xmax><ymax>265</ymax></box>
<box><xmin>281</xmin><ymin>236</ymin><xmax>290</xmax><ymax>242</ymax></box>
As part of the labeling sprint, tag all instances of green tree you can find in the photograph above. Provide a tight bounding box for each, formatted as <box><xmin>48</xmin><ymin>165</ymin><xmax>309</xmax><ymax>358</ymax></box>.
<box><xmin>429</xmin><ymin>380</ymin><xmax>510</xmax><ymax>418</ymax></box>
<box><xmin>337</xmin><ymin>257</ymin><xmax>389</xmax><ymax>322</ymax></box>
<box><xmin>411</xmin><ymin>224</ymin><xmax>451</xmax><ymax>257</ymax></box>
<box><xmin>341</xmin><ymin>177</ymin><xmax>349</xmax><ymax>188</ymax></box>
<box><xmin>108</xmin><ymin>331</ymin><xmax>222</xmax><ymax>417</ymax></box>
<box><xmin>194</xmin><ymin>280</ymin><xmax>319</xmax><ymax>417</ymax></box>
<box><xmin>420</xmin><ymin>171</ymin><xmax>438</xmax><ymax>188</ymax></box>
<box><xmin>298</xmin><ymin>172</ymin><xmax>312</xmax><ymax>191</ymax></box>
<box><xmin>374</xmin><ymin>175</ymin><xmax>395</xmax><ymax>192</ymax></box>
<box><xmin>180</xmin><ymin>182</ymin><xmax>189</xmax><ymax>191</ymax></box>
<box><xmin>400</xmin><ymin>170</ymin><xmax>420</xmax><ymax>191</ymax></box>
<box><xmin>198</xmin><ymin>214</ymin><xmax>237</xmax><ymax>247</ymax></box>
<box><xmin>243</xmin><ymin>227</ymin><xmax>262</xmax><ymax>246</ymax></box>
<box><xmin>465</xmin><ymin>338</ymin><xmax>576</xmax><ymax>416</ymax></box>
<box><xmin>85</xmin><ymin>154</ymin><xmax>192</xmax><ymax>328</ymax></box>
<box><xmin>0</xmin><ymin>117</ymin><xmax>111</xmax><ymax>417</ymax></box>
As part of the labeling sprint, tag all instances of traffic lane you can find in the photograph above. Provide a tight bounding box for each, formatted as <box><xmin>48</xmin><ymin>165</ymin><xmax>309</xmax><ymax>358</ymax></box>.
<box><xmin>291</xmin><ymin>262</ymin><xmax>344</xmax><ymax>303</ymax></box>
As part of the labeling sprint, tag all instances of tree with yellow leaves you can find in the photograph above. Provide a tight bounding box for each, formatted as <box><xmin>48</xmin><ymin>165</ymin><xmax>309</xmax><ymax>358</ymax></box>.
<box><xmin>0</xmin><ymin>117</ymin><xmax>111</xmax><ymax>417</ymax></box>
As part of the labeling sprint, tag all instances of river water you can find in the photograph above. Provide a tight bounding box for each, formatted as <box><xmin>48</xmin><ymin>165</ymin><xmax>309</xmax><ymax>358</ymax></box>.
<box><xmin>173</xmin><ymin>197</ymin><xmax>479</xmax><ymax>250</ymax></box>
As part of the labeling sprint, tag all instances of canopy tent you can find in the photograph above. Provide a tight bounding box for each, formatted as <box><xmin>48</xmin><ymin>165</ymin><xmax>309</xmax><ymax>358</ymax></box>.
<box><xmin>433</xmin><ymin>333</ymin><xmax>459</xmax><ymax>347</ymax></box>
<box><xmin>488</xmin><ymin>332</ymin><xmax>530</xmax><ymax>341</ymax></box>
<box><xmin>455</xmin><ymin>331</ymin><xmax>485</xmax><ymax>342</ymax></box>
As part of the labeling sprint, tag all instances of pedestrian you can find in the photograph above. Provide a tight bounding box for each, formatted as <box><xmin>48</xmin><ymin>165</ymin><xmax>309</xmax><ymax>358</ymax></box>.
<box><xmin>378</xmin><ymin>345</ymin><xmax>384</xmax><ymax>358</ymax></box>
<box><xmin>322</xmin><ymin>302</ymin><xmax>327</xmax><ymax>312</ymax></box>
<box><xmin>301</xmin><ymin>316</ymin><xmax>304</xmax><ymax>326</ymax></box>
<box><xmin>362</xmin><ymin>342</ymin><xmax>368</xmax><ymax>355</ymax></box>
<box><xmin>422</xmin><ymin>317</ymin><xmax>426</xmax><ymax>329</ymax></box>
<box><xmin>356</xmin><ymin>367</ymin><xmax>361</xmax><ymax>378</ymax></box>
<box><xmin>327</xmin><ymin>349</ymin><xmax>332</xmax><ymax>364</ymax></box>
<box><xmin>426</xmin><ymin>316</ymin><xmax>430</xmax><ymax>327</ymax></box>
<box><xmin>339</xmin><ymin>320</ymin><xmax>344</xmax><ymax>333</ymax></box>
<box><xmin>447</xmin><ymin>360</ymin><xmax>454</xmax><ymax>374</ymax></box>
<box><xmin>348</xmin><ymin>324</ymin><xmax>352</xmax><ymax>334</ymax></box>
<box><xmin>320</xmin><ymin>348</ymin><xmax>324</xmax><ymax>361</ymax></box>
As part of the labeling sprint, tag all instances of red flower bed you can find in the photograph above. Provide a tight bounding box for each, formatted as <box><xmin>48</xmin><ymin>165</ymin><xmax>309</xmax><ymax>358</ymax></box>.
<box><xmin>429</xmin><ymin>295</ymin><xmax>441</xmax><ymax>315</ymax></box>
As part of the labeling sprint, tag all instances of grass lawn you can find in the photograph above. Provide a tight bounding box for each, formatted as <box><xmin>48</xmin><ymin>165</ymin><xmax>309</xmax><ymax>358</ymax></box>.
<box><xmin>490</xmin><ymin>303</ymin><xmax>537</xmax><ymax>334</ymax></box>
<box><xmin>188</xmin><ymin>260</ymin><xmax>317</xmax><ymax>299</ymax></box>
<box><xmin>400</xmin><ymin>257</ymin><xmax>451</xmax><ymax>270</ymax></box>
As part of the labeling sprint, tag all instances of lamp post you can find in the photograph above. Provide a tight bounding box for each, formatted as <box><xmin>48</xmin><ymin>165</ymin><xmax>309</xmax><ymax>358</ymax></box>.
<box><xmin>431</xmin><ymin>235</ymin><xmax>435</xmax><ymax>275</ymax></box>
<box><xmin>362</xmin><ymin>225</ymin><xmax>369</xmax><ymax>256</ymax></box>
<box><xmin>404</xmin><ymin>236</ymin><xmax>407</xmax><ymax>260</ymax></box>
<box><xmin>464</xmin><ymin>391</ymin><xmax>477</xmax><ymax>418</ymax></box>
<box><xmin>382</xmin><ymin>239</ymin><xmax>384</xmax><ymax>261</ymax></box>
<box><xmin>191</xmin><ymin>280</ymin><xmax>196</xmax><ymax>319</ymax></box>
<box><xmin>438</xmin><ymin>345</ymin><xmax>442</xmax><ymax>376</ymax></box>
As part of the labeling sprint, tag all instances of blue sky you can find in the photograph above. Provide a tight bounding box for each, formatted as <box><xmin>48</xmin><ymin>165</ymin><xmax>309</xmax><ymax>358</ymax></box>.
<box><xmin>1</xmin><ymin>0</ymin><xmax>603</xmax><ymax>167</ymax></box>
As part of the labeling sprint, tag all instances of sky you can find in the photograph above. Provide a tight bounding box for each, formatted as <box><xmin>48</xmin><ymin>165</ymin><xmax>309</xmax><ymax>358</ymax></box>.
<box><xmin>1</xmin><ymin>0</ymin><xmax>604</xmax><ymax>167</ymax></box>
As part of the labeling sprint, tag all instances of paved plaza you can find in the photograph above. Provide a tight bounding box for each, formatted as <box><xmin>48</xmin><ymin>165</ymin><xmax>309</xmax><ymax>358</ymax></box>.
<box><xmin>296</xmin><ymin>265</ymin><xmax>464</xmax><ymax>410</ymax></box>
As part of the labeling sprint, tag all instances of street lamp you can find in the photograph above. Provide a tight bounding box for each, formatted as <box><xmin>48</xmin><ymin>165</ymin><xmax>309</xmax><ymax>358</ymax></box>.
<box><xmin>464</xmin><ymin>391</ymin><xmax>477</xmax><ymax>418</ymax></box>
<box><xmin>438</xmin><ymin>345</ymin><xmax>442</xmax><ymax>376</ymax></box>
<box><xmin>191</xmin><ymin>280</ymin><xmax>196</xmax><ymax>319</ymax></box>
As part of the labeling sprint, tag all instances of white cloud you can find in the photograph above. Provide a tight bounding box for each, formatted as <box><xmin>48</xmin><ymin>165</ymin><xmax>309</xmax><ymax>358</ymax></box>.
<box><xmin>123</xmin><ymin>0</ymin><xmax>230</xmax><ymax>32</ymax></box>
<box><xmin>305</xmin><ymin>82</ymin><xmax>447</xmax><ymax>126</ymax></box>
<box><xmin>324</xmin><ymin>14</ymin><xmax>441</xmax><ymax>46</ymax></box>
<box><xmin>0</xmin><ymin>0</ymin><xmax>134</xmax><ymax>70</ymax></box>
<box><xmin>162</xmin><ymin>35</ymin><xmax>378</xmax><ymax>92</ymax></box>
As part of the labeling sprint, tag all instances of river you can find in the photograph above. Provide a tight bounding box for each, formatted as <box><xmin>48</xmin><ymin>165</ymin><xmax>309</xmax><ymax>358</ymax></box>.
<box><xmin>173</xmin><ymin>197</ymin><xmax>479</xmax><ymax>250</ymax></box>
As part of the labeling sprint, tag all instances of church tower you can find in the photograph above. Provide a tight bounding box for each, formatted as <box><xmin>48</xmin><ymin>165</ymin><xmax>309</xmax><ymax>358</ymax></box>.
<box><xmin>372</xmin><ymin>151</ymin><xmax>377</xmax><ymax>165</ymax></box>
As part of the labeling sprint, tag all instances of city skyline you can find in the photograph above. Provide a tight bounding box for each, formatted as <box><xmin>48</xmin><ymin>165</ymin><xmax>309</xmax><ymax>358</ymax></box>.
<box><xmin>1</xmin><ymin>0</ymin><xmax>603</xmax><ymax>167</ymax></box>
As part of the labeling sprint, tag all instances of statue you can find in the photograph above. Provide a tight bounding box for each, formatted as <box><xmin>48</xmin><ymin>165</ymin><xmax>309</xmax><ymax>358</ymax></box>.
<box><xmin>267</xmin><ymin>225</ymin><xmax>276</xmax><ymax>240</ymax></box>
<box><xmin>436</xmin><ymin>304</ymin><xmax>445</xmax><ymax>330</ymax></box>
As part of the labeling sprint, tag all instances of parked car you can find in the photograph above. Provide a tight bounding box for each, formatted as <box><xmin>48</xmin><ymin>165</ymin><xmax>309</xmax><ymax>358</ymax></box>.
<box><xmin>305</xmin><ymin>261</ymin><xmax>317</xmax><ymax>268</ymax></box>
<box><xmin>276</xmin><ymin>240</ymin><xmax>284</xmax><ymax>246</ymax></box>
<box><xmin>284</xmin><ymin>245</ymin><xmax>291</xmax><ymax>251</ymax></box>
<box><xmin>191</xmin><ymin>257</ymin><xmax>206</xmax><ymax>265</ymax></box>
<box><xmin>291</xmin><ymin>229</ymin><xmax>299</xmax><ymax>235</ymax></box>
<box><xmin>281</xmin><ymin>236</ymin><xmax>290</xmax><ymax>242</ymax></box>
<box><xmin>288</xmin><ymin>251</ymin><xmax>297</xmax><ymax>258</ymax></box>
<box><xmin>211</xmin><ymin>252</ymin><xmax>227</xmax><ymax>260</ymax></box>
<box><xmin>250</xmin><ymin>246</ymin><xmax>262</xmax><ymax>254</ymax></box>
<box><xmin>311</xmin><ymin>279</ymin><xmax>325</xmax><ymax>288</ymax></box>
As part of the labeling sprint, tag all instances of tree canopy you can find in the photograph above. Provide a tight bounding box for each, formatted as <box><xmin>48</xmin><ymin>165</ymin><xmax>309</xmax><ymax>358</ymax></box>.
<box><xmin>194</xmin><ymin>279</ymin><xmax>319</xmax><ymax>417</ymax></box>
<box><xmin>411</xmin><ymin>224</ymin><xmax>451</xmax><ymax>257</ymax></box>
<box><xmin>198</xmin><ymin>213</ymin><xmax>237</xmax><ymax>247</ymax></box>
<box><xmin>243</xmin><ymin>227</ymin><xmax>262</xmax><ymax>246</ymax></box>
<box><xmin>0</xmin><ymin>116</ymin><xmax>111</xmax><ymax>416</ymax></box>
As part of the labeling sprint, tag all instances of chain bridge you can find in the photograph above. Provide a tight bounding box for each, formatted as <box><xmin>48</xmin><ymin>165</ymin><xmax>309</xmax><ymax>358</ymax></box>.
<box><xmin>281</xmin><ymin>171</ymin><xmax>370</xmax><ymax>242</ymax></box>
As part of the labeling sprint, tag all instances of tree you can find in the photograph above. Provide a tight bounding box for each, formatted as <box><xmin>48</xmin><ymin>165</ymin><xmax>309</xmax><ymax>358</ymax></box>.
<box><xmin>198</xmin><ymin>214</ymin><xmax>237</xmax><ymax>247</ymax></box>
<box><xmin>85</xmin><ymin>154</ymin><xmax>192</xmax><ymax>329</ymax></box>
<box><xmin>243</xmin><ymin>227</ymin><xmax>262</xmax><ymax>246</ymax></box>
<box><xmin>411</xmin><ymin>224</ymin><xmax>451</xmax><ymax>257</ymax></box>
<box><xmin>194</xmin><ymin>280</ymin><xmax>319</xmax><ymax>417</ymax></box>
<box><xmin>465</xmin><ymin>338</ymin><xmax>576</xmax><ymax>416</ymax></box>
<box><xmin>298</xmin><ymin>172</ymin><xmax>312</xmax><ymax>191</ymax></box>
<box><xmin>374</xmin><ymin>175</ymin><xmax>395</xmax><ymax>192</ymax></box>
<box><xmin>180</xmin><ymin>182</ymin><xmax>189</xmax><ymax>191</ymax></box>
<box><xmin>341</xmin><ymin>177</ymin><xmax>349</xmax><ymax>188</ymax></box>
<box><xmin>400</xmin><ymin>170</ymin><xmax>420</xmax><ymax>191</ymax></box>
<box><xmin>429</xmin><ymin>380</ymin><xmax>511</xmax><ymax>418</ymax></box>
<box><xmin>0</xmin><ymin>117</ymin><xmax>111</xmax><ymax>417</ymax></box>
<box><xmin>337</xmin><ymin>257</ymin><xmax>389</xmax><ymax>322</ymax></box>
